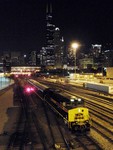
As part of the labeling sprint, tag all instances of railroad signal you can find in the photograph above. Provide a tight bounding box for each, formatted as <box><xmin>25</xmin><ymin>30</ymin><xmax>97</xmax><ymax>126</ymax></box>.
<box><xmin>24</xmin><ymin>86</ymin><xmax>35</xmax><ymax>94</ymax></box>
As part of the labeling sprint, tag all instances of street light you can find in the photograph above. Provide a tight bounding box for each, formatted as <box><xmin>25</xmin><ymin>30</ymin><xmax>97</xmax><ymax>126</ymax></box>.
<box><xmin>71</xmin><ymin>42</ymin><xmax>79</xmax><ymax>74</ymax></box>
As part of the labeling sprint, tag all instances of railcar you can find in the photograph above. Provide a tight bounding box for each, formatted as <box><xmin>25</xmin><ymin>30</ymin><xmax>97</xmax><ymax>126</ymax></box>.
<box><xmin>27</xmin><ymin>79</ymin><xmax>91</xmax><ymax>131</ymax></box>
<box><xmin>43</xmin><ymin>88</ymin><xmax>91</xmax><ymax>131</ymax></box>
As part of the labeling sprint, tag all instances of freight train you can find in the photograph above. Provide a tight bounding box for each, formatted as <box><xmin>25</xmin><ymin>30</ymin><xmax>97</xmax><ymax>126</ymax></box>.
<box><xmin>27</xmin><ymin>79</ymin><xmax>91</xmax><ymax>131</ymax></box>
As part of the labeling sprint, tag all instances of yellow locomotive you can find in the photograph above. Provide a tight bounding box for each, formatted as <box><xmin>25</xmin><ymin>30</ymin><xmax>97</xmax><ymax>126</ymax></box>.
<box><xmin>43</xmin><ymin>88</ymin><xmax>91</xmax><ymax>131</ymax></box>
<box><xmin>28</xmin><ymin>79</ymin><xmax>91</xmax><ymax>131</ymax></box>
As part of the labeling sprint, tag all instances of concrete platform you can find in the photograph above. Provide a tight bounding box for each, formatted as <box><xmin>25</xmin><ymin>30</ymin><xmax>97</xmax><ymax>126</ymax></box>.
<box><xmin>0</xmin><ymin>88</ymin><xmax>20</xmax><ymax>149</ymax></box>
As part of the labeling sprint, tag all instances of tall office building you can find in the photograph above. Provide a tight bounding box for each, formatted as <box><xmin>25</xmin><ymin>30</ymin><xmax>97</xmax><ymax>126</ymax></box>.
<box><xmin>44</xmin><ymin>3</ymin><xmax>55</xmax><ymax>67</ymax></box>
<box><xmin>91</xmin><ymin>44</ymin><xmax>102</xmax><ymax>58</ymax></box>
<box><xmin>54</xmin><ymin>28</ymin><xmax>64</xmax><ymax>68</ymax></box>
<box><xmin>40</xmin><ymin>3</ymin><xmax>65</xmax><ymax>68</ymax></box>
<box><xmin>104</xmin><ymin>49</ymin><xmax>113</xmax><ymax>67</ymax></box>
<box><xmin>28</xmin><ymin>51</ymin><xmax>37</xmax><ymax>66</ymax></box>
<box><xmin>90</xmin><ymin>44</ymin><xmax>103</xmax><ymax>69</ymax></box>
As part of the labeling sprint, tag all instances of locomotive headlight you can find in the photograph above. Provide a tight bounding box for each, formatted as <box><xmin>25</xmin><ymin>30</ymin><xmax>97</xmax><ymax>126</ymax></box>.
<box><xmin>78</xmin><ymin>98</ymin><xmax>81</xmax><ymax>101</ymax></box>
<box><xmin>70</xmin><ymin>96</ymin><xmax>75</xmax><ymax>102</ymax></box>
<box><xmin>70</xmin><ymin>98</ymin><xmax>74</xmax><ymax>102</ymax></box>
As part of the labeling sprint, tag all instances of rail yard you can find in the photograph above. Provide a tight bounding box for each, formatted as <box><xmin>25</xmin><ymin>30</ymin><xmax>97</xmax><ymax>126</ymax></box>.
<box><xmin>0</xmin><ymin>76</ymin><xmax>113</xmax><ymax>150</ymax></box>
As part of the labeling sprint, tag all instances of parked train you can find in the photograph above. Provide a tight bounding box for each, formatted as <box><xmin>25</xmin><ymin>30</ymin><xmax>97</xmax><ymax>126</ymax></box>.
<box><xmin>27</xmin><ymin>79</ymin><xmax>91</xmax><ymax>131</ymax></box>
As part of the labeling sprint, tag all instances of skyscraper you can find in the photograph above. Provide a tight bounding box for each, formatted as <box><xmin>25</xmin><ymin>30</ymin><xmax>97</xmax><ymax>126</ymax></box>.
<box><xmin>91</xmin><ymin>44</ymin><xmax>102</xmax><ymax>58</ymax></box>
<box><xmin>45</xmin><ymin>3</ymin><xmax>55</xmax><ymax>67</ymax></box>
<box><xmin>54</xmin><ymin>27</ymin><xmax>64</xmax><ymax>68</ymax></box>
<box><xmin>91</xmin><ymin>44</ymin><xmax>103</xmax><ymax>69</ymax></box>
<box><xmin>40</xmin><ymin>3</ymin><xmax>65</xmax><ymax>68</ymax></box>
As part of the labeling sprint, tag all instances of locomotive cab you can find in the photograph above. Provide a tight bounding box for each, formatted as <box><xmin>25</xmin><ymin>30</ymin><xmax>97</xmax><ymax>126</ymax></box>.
<box><xmin>66</xmin><ymin>97</ymin><xmax>90</xmax><ymax>131</ymax></box>
<box><xmin>64</xmin><ymin>96</ymin><xmax>84</xmax><ymax>109</ymax></box>
<box><xmin>70</xmin><ymin>96</ymin><xmax>84</xmax><ymax>107</ymax></box>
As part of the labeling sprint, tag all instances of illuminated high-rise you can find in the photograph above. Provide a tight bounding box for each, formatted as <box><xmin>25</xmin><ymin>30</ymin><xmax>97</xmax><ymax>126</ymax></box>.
<box><xmin>40</xmin><ymin>3</ymin><xmax>65</xmax><ymax>68</ymax></box>
<box><xmin>54</xmin><ymin>27</ymin><xmax>64</xmax><ymax>68</ymax></box>
<box><xmin>91</xmin><ymin>44</ymin><xmax>102</xmax><ymax>58</ymax></box>
<box><xmin>44</xmin><ymin>3</ymin><xmax>55</xmax><ymax>67</ymax></box>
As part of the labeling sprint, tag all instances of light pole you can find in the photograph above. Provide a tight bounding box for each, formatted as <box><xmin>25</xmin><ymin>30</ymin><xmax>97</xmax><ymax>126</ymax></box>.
<box><xmin>71</xmin><ymin>42</ymin><xmax>79</xmax><ymax>74</ymax></box>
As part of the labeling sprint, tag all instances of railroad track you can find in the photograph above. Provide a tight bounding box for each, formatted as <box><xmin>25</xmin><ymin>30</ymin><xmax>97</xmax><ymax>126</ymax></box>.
<box><xmin>29</xmin><ymin>92</ymin><xmax>71</xmax><ymax>149</ymax></box>
<box><xmin>71</xmin><ymin>133</ymin><xmax>102</xmax><ymax>150</ymax></box>
<box><xmin>35</xmin><ymin>79</ymin><xmax>113</xmax><ymax>149</ymax></box>
<box><xmin>6</xmin><ymin>85</ymin><xmax>35</xmax><ymax>150</ymax></box>
<box><xmin>28</xmin><ymin>83</ymin><xmax>103</xmax><ymax>150</ymax></box>
<box><xmin>92</xmin><ymin>120</ymin><xmax>113</xmax><ymax>142</ymax></box>
<box><xmin>43</xmin><ymin>100</ymin><xmax>70</xmax><ymax>150</ymax></box>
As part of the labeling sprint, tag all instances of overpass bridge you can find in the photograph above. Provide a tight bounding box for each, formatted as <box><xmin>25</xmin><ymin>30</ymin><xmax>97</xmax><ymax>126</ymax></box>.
<box><xmin>11</xmin><ymin>66</ymin><xmax>40</xmax><ymax>74</ymax></box>
<box><xmin>0</xmin><ymin>66</ymin><xmax>40</xmax><ymax>75</ymax></box>
<box><xmin>0</xmin><ymin>66</ymin><xmax>40</xmax><ymax>89</ymax></box>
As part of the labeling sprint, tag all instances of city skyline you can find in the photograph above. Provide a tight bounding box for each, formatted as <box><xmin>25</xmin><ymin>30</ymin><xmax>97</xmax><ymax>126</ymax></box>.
<box><xmin>0</xmin><ymin>0</ymin><xmax>113</xmax><ymax>52</ymax></box>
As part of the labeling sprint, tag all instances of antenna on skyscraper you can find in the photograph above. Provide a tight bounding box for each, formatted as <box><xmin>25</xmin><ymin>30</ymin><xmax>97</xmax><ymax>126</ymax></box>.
<box><xmin>46</xmin><ymin>3</ymin><xmax>48</xmax><ymax>13</ymax></box>
<box><xmin>46</xmin><ymin>2</ymin><xmax>52</xmax><ymax>14</ymax></box>
<box><xmin>50</xmin><ymin>3</ymin><xmax>52</xmax><ymax>13</ymax></box>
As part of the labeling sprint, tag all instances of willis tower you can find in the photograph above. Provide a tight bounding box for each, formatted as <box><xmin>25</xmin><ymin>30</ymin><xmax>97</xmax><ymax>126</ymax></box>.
<box><xmin>45</xmin><ymin>3</ymin><xmax>55</xmax><ymax>67</ymax></box>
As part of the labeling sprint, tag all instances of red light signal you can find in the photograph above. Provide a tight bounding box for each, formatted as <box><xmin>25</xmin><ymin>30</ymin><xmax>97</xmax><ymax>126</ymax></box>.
<box><xmin>15</xmin><ymin>74</ymin><xmax>19</xmax><ymax>78</ymax></box>
<box><xmin>24</xmin><ymin>86</ymin><xmax>35</xmax><ymax>94</ymax></box>
<box><xmin>30</xmin><ymin>87</ymin><xmax>35</xmax><ymax>91</ymax></box>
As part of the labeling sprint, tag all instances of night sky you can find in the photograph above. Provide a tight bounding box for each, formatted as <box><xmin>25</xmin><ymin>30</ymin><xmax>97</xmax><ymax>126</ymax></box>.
<box><xmin>0</xmin><ymin>0</ymin><xmax>113</xmax><ymax>52</ymax></box>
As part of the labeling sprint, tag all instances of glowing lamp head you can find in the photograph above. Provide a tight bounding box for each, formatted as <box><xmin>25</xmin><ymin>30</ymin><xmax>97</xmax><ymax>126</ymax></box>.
<box><xmin>71</xmin><ymin>43</ymin><xmax>79</xmax><ymax>49</ymax></box>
